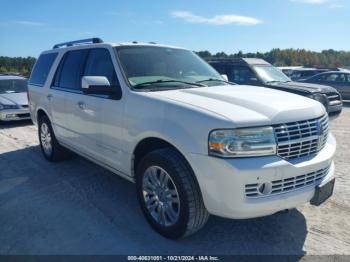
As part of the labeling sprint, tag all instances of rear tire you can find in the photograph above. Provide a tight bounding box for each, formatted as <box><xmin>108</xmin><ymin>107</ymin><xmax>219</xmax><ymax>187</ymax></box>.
<box><xmin>38</xmin><ymin>115</ymin><xmax>69</xmax><ymax>162</ymax></box>
<box><xmin>136</xmin><ymin>148</ymin><xmax>209</xmax><ymax>239</ymax></box>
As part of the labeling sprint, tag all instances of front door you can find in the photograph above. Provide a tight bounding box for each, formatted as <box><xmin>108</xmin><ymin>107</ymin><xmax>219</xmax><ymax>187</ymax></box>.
<box><xmin>51</xmin><ymin>49</ymin><xmax>101</xmax><ymax>156</ymax></box>
<box><xmin>81</xmin><ymin>48</ymin><xmax>125</xmax><ymax>171</ymax></box>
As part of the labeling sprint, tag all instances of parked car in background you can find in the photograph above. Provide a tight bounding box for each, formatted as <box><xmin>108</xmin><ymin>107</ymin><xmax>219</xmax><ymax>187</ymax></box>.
<box><xmin>278</xmin><ymin>66</ymin><xmax>303</xmax><ymax>77</ymax></box>
<box><xmin>300</xmin><ymin>71</ymin><xmax>350</xmax><ymax>100</ymax></box>
<box><xmin>289</xmin><ymin>68</ymin><xmax>331</xmax><ymax>81</ymax></box>
<box><xmin>0</xmin><ymin>74</ymin><xmax>31</xmax><ymax>122</ymax></box>
<box><xmin>208</xmin><ymin>58</ymin><xmax>343</xmax><ymax>116</ymax></box>
<box><xmin>28</xmin><ymin>38</ymin><xmax>336</xmax><ymax>239</ymax></box>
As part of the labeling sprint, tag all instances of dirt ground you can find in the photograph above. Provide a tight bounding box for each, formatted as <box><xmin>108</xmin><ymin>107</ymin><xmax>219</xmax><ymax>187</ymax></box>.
<box><xmin>0</xmin><ymin>105</ymin><xmax>349</xmax><ymax>255</ymax></box>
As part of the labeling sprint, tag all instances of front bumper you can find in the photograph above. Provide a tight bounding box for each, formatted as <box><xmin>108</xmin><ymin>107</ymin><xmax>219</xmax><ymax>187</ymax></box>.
<box><xmin>0</xmin><ymin>109</ymin><xmax>31</xmax><ymax>121</ymax></box>
<box><xmin>328</xmin><ymin>102</ymin><xmax>342</xmax><ymax>117</ymax></box>
<box><xmin>187</xmin><ymin>133</ymin><xmax>336</xmax><ymax>219</ymax></box>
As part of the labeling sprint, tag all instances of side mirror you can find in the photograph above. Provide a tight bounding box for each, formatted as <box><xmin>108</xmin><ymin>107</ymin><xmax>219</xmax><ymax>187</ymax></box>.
<box><xmin>81</xmin><ymin>76</ymin><xmax>122</xmax><ymax>100</ymax></box>
<box><xmin>221</xmin><ymin>74</ymin><xmax>228</xmax><ymax>81</ymax></box>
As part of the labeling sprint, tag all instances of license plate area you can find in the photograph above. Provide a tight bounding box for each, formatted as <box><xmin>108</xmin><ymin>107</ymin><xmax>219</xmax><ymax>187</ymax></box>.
<box><xmin>310</xmin><ymin>178</ymin><xmax>335</xmax><ymax>206</ymax></box>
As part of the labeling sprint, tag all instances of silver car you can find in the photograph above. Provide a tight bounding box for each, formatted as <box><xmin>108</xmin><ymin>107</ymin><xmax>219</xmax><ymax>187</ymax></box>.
<box><xmin>0</xmin><ymin>74</ymin><xmax>31</xmax><ymax>122</ymax></box>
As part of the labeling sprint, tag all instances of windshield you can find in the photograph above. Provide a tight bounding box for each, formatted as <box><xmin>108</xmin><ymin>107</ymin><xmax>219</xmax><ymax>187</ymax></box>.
<box><xmin>252</xmin><ymin>65</ymin><xmax>291</xmax><ymax>83</ymax></box>
<box><xmin>115</xmin><ymin>46</ymin><xmax>226</xmax><ymax>90</ymax></box>
<box><xmin>0</xmin><ymin>79</ymin><xmax>28</xmax><ymax>94</ymax></box>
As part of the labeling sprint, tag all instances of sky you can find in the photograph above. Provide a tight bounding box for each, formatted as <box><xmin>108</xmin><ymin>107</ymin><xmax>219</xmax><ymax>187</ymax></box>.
<box><xmin>0</xmin><ymin>0</ymin><xmax>349</xmax><ymax>57</ymax></box>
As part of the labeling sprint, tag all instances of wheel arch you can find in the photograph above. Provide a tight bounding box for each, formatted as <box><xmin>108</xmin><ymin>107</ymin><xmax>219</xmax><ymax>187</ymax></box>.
<box><xmin>36</xmin><ymin>107</ymin><xmax>51</xmax><ymax>123</ymax></box>
<box><xmin>132</xmin><ymin>137</ymin><xmax>180</xmax><ymax>175</ymax></box>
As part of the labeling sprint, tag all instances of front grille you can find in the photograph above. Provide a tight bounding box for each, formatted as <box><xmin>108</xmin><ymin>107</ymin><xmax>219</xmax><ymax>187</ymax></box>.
<box><xmin>18</xmin><ymin>113</ymin><xmax>30</xmax><ymax>118</ymax></box>
<box><xmin>326</xmin><ymin>93</ymin><xmax>342</xmax><ymax>105</ymax></box>
<box><xmin>274</xmin><ymin>114</ymin><xmax>329</xmax><ymax>160</ymax></box>
<box><xmin>245</xmin><ymin>165</ymin><xmax>330</xmax><ymax>198</ymax></box>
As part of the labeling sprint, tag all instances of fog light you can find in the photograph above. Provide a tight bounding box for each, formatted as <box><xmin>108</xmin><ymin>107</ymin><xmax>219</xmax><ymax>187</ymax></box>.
<box><xmin>6</xmin><ymin>114</ymin><xmax>17</xmax><ymax>119</ymax></box>
<box><xmin>258</xmin><ymin>182</ymin><xmax>272</xmax><ymax>195</ymax></box>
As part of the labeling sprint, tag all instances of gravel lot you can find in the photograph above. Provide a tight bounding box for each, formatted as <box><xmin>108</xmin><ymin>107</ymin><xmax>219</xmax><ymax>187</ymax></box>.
<box><xmin>0</xmin><ymin>105</ymin><xmax>349</xmax><ymax>255</ymax></box>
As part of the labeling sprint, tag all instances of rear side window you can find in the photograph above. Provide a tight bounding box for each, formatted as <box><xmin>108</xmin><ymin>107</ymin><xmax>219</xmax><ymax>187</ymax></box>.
<box><xmin>54</xmin><ymin>50</ymin><xmax>88</xmax><ymax>90</ymax></box>
<box><xmin>325</xmin><ymin>73</ymin><xmax>345</xmax><ymax>83</ymax></box>
<box><xmin>84</xmin><ymin>49</ymin><xmax>118</xmax><ymax>86</ymax></box>
<box><xmin>29</xmin><ymin>53</ymin><xmax>58</xmax><ymax>86</ymax></box>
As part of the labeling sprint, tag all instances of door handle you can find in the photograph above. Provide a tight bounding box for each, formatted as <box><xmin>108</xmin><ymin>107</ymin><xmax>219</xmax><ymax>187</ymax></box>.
<box><xmin>77</xmin><ymin>101</ymin><xmax>86</xmax><ymax>110</ymax></box>
<box><xmin>47</xmin><ymin>94</ymin><xmax>53</xmax><ymax>100</ymax></box>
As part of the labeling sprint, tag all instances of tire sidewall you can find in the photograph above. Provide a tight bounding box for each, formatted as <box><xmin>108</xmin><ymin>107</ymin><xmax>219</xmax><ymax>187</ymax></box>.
<box><xmin>136</xmin><ymin>151</ymin><xmax>191</xmax><ymax>239</ymax></box>
<box><xmin>38</xmin><ymin>116</ymin><xmax>54</xmax><ymax>161</ymax></box>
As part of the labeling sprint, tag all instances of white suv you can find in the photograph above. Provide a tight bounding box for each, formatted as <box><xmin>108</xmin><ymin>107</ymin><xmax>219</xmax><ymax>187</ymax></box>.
<box><xmin>28</xmin><ymin>38</ymin><xmax>336</xmax><ymax>239</ymax></box>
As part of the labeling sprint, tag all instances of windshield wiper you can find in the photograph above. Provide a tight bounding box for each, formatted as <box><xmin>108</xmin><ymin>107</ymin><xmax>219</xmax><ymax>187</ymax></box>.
<box><xmin>266</xmin><ymin>80</ymin><xmax>292</xmax><ymax>84</ymax></box>
<box><xmin>266</xmin><ymin>80</ymin><xmax>282</xmax><ymax>84</ymax></box>
<box><xmin>133</xmin><ymin>79</ymin><xmax>206</xmax><ymax>89</ymax></box>
<box><xmin>196</xmin><ymin>78</ymin><xmax>235</xmax><ymax>85</ymax></box>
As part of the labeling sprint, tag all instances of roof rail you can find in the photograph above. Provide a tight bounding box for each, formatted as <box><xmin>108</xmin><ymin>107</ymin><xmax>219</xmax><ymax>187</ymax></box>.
<box><xmin>53</xmin><ymin>38</ymin><xmax>103</xmax><ymax>49</ymax></box>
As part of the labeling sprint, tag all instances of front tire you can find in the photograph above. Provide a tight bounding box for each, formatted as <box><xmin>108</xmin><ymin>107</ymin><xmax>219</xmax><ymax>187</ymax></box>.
<box><xmin>136</xmin><ymin>148</ymin><xmax>209</xmax><ymax>239</ymax></box>
<box><xmin>38</xmin><ymin>115</ymin><xmax>68</xmax><ymax>162</ymax></box>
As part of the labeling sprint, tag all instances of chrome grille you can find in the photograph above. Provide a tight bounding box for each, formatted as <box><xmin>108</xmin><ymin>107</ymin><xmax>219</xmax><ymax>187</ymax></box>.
<box><xmin>326</xmin><ymin>93</ymin><xmax>342</xmax><ymax>106</ymax></box>
<box><xmin>245</xmin><ymin>165</ymin><xmax>330</xmax><ymax>198</ymax></box>
<box><xmin>274</xmin><ymin>114</ymin><xmax>329</xmax><ymax>160</ymax></box>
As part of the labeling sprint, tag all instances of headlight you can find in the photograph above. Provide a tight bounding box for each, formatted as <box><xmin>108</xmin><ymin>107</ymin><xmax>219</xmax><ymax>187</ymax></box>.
<box><xmin>309</xmin><ymin>93</ymin><xmax>328</xmax><ymax>111</ymax></box>
<box><xmin>208</xmin><ymin>127</ymin><xmax>277</xmax><ymax>158</ymax></box>
<box><xmin>0</xmin><ymin>104</ymin><xmax>19</xmax><ymax>110</ymax></box>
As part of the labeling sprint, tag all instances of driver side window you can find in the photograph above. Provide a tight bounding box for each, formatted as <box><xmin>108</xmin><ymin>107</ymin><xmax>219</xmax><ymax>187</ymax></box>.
<box><xmin>229</xmin><ymin>67</ymin><xmax>256</xmax><ymax>84</ymax></box>
<box><xmin>84</xmin><ymin>48</ymin><xmax>119</xmax><ymax>87</ymax></box>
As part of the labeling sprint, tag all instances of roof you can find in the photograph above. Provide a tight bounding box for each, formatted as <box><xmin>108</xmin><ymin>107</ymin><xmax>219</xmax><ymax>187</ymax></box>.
<box><xmin>242</xmin><ymin>58</ymin><xmax>270</xmax><ymax>65</ymax></box>
<box><xmin>43</xmin><ymin>38</ymin><xmax>185</xmax><ymax>54</ymax></box>
<box><xmin>207</xmin><ymin>57</ymin><xmax>271</xmax><ymax>66</ymax></box>
<box><xmin>0</xmin><ymin>74</ymin><xmax>27</xmax><ymax>80</ymax></box>
<box><xmin>278</xmin><ymin>66</ymin><xmax>303</xmax><ymax>70</ymax></box>
<box><xmin>316</xmin><ymin>71</ymin><xmax>349</xmax><ymax>75</ymax></box>
<box><xmin>291</xmin><ymin>68</ymin><xmax>328</xmax><ymax>72</ymax></box>
<box><xmin>112</xmin><ymin>42</ymin><xmax>185</xmax><ymax>50</ymax></box>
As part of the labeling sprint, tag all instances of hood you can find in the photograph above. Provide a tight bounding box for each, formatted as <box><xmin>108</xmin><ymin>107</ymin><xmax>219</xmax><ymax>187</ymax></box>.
<box><xmin>0</xmin><ymin>92</ymin><xmax>28</xmax><ymax>106</ymax></box>
<box><xmin>151</xmin><ymin>85</ymin><xmax>325</xmax><ymax>127</ymax></box>
<box><xmin>268</xmin><ymin>81</ymin><xmax>336</xmax><ymax>93</ymax></box>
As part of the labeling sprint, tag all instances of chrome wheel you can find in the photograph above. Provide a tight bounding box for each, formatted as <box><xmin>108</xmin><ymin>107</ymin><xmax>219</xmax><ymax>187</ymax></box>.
<box><xmin>40</xmin><ymin>122</ymin><xmax>52</xmax><ymax>156</ymax></box>
<box><xmin>142</xmin><ymin>166</ymin><xmax>180</xmax><ymax>227</ymax></box>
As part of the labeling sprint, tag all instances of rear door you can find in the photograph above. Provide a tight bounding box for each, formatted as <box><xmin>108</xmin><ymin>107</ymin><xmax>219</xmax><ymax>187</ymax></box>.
<box><xmin>344</xmin><ymin>74</ymin><xmax>350</xmax><ymax>99</ymax></box>
<box><xmin>28</xmin><ymin>52</ymin><xmax>58</xmax><ymax>125</ymax></box>
<box><xmin>323</xmin><ymin>73</ymin><xmax>347</xmax><ymax>96</ymax></box>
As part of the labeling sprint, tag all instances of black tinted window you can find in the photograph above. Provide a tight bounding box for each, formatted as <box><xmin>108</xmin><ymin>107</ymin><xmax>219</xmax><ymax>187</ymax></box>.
<box><xmin>84</xmin><ymin>49</ymin><xmax>118</xmax><ymax>86</ymax></box>
<box><xmin>315</xmin><ymin>74</ymin><xmax>326</xmax><ymax>81</ymax></box>
<box><xmin>55</xmin><ymin>50</ymin><xmax>87</xmax><ymax>90</ymax></box>
<box><xmin>325</xmin><ymin>73</ymin><xmax>346</xmax><ymax>83</ymax></box>
<box><xmin>228</xmin><ymin>67</ymin><xmax>255</xmax><ymax>84</ymax></box>
<box><xmin>29</xmin><ymin>53</ymin><xmax>58</xmax><ymax>86</ymax></box>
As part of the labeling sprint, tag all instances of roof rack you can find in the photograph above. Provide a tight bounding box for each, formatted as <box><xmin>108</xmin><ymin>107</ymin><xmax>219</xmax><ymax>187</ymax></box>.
<box><xmin>53</xmin><ymin>38</ymin><xmax>103</xmax><ymax>49</ymax></box>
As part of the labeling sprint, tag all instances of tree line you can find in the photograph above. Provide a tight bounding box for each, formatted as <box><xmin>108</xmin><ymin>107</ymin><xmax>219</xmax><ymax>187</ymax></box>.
<box><xmin>0</xmin><ymin>56</ymin><xmax>36</xmax><ymax>77</ymax></box>
<box><xmin>1</xmin><ymin>48</ymin><xmax>350</xmax><ymax>77</ymax></box>
<box><xmin>198</xmin><ymin>48</ymin><xmax>350</xmax><ymax>68</ymax></box>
